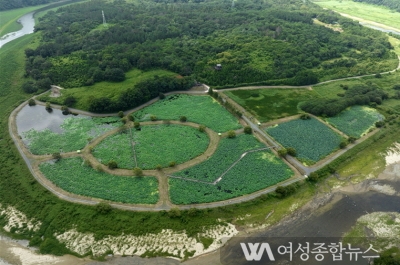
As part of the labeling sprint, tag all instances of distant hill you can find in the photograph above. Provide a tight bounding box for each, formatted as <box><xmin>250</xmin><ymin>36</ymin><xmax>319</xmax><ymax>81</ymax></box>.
<box><xmin>353</xmin><ymin>0</ymin><xmax>400</xmax><ymax>12</ymax></box>
<box><xmin>0</xmin><ymin>0</ymin><xmax>58</xmax><ymax>11</ymax></box>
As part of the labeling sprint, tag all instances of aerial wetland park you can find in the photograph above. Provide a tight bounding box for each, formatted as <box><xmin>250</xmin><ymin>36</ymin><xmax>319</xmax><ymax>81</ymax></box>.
<box><xmin>2</xmin><ymin>0</ymin><xmax>400</xmax><ymax>264</ymax></box>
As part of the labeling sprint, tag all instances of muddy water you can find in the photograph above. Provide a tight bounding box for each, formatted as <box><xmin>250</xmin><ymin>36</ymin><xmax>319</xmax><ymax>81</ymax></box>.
<box><xmin>0</xmin><ymin>12</ymin><xmax>35</xmax><ymax>48</ymax></box>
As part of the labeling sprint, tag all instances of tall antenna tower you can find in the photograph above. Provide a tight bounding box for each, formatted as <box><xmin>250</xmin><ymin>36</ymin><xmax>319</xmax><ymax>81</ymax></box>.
<box><xmin>102</xmin><ymin>10</ymin><xmax>107</xmax><ymax>27</ymax></box>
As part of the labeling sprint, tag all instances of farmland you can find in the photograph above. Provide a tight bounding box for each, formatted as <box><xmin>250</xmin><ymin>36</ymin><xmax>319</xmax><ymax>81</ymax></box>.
<box><xmin>40</xmin><ymin>157</ymin><xmax>159</xmax><ymax>204</ymax></box>
<box><xmin>23</xmin><ymin>116</ymin><xmax>120</xmax><ymax>155</ymax></box>
<box><xmin>266</xmin><ymin>118</ymin><xmax>343</xmax><ymax>164</ymax></box>
<box><xmin>93</xmin><ymin>124</ymin><xmax>210</xmax><ymax>169</ymax></box>
<box><xmin>133</xmin><ymin>94</ymin><xmax>241</xmax><ymax>132</ymax></box>
<box><xmin>169</xmin><ymin>150</ymin><xmax>293</xmax><ymax>204</ymax></box>
<box><xmin>224</xmin><ymin>89</ymin><xmax>321</xmax><ymax>122</ymax></box>
<box><xmin>173</xmin><ymin>134</ymin><xmax>265</xmax><ymax>182</ymax></box>
<box><xmin>326</xmin><ymin>106</ymin><xmax>384</xmax><ymax>138</ymax></box>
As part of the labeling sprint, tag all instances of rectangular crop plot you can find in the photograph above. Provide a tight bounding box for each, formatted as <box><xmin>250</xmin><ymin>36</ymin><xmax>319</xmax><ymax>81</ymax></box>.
<box><xmin>326</xmin><ymin>106</ymin><xmax>383</xmax><ymax>138</ymax></box>
<box><xmin>266</xmin><ymin>118</ymin><xmax>343</xmax><ymax>164</ymax></box>
<box><xmin>40</xmin><ymin>157</ymin><xmax>159</xmax><ymax>204</ymax></box>
<box><xmin>133</xmin><ymin>94</ymin><xmax>241</xmax><ymax>132</ymax></box>
<box><xmin>225</xmin><ymin>89</ymin><xmax>320</xmax><ymax>122</ymax></box>
<box><xmin>169</xmin><ymin>150</ymin><xmax>293</xmax><ymax>204</ymax></box>
<box><xmin>23</xmin><ymin>117</ymin><xmax>120</xmax><ymax>155</ymax></box>
<box><xmin>172</xmin><ymin>134</ymin><xmax>265</xmax><ymax>182</ymax></box>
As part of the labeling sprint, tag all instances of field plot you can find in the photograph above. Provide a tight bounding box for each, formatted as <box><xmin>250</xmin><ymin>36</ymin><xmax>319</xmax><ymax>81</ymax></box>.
<box><xmin>93</xmin><ymin>124</ymin><xmax>209</xmax><ymax>169</ymax></box>
<box><xmin>266</xmin><ymin>118</ymin><xmax>343</xmax><ymax>164</ymax></box>
<box><xmin>169</xmin><ymin>151</ymin><xmax>293</xmax><ymax>204</ymax></box>
<box><xmin>326</xmin><ymin>106</ymin><xmax>383</xmax><ymax>138</ymax></box>
<box><xmin>40</xmin><ymin>157</ymin><xmax>159</xmax><ymax>204</ymax></box>
<box><xmin>173</xmin><ymin>134</ymin><xmax>265</xmax><ymax>182</ymax></box>
<box><xmin>225</xmin><ymin>89</ymin><xmax>320</xmax><ymax>122</ymax></box>
<box><xmin>133</xmin><ymin>94</ymin><xmax>241</xmax><ymax>132</ymax></box>
<box><xmin>23</xmin><ymin>117</ymin><xmax>120</xmax><ymax>155</ymax></box>
<box><xmin>92</xmin><ymin>131</ymin><xmax>135</xmax><ymax>169</ymax></box>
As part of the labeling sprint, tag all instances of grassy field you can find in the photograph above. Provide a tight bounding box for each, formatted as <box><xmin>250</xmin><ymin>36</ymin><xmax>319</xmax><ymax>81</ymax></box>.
<box><xmin>93</xmin><ymin>125</ymin><xmax>210</xmax><ymax>169</ymax></box>
<box><xmin>134</xmin><ymin>94</ymin><xmax>242</xmax><ymax>132</ymax></box>
<box><xmin>37</xmin><ymin>68</ymin><xmax>177</xmax><ymax>110</ymax></box>
<box><xmin>266</xmin><ymin>118</ymin><xmax>343</xmax><ymax>164</ymax></box>
<box><xmin>313</xmin><ymin>0</ymin><xmax>400</xmax><ymax>30</ymax></box>
<box><xmin>225</xmin><ymin>89</ymin><xmax>321</xmax><ymax>122</ymax></box>
<box><xmin>40</xmin><ymin>157</ymin><xmax>159</xmax><ymax>204</ymax></box>
<box><xmin>169</xmin><ymin>150</ymin><xmax>293</xmax><ymax>204</ymax></box>
<box><xmin>326</xmin><ymin>106</ymin><xmax>384</xmax><ymax>138</ymax></box>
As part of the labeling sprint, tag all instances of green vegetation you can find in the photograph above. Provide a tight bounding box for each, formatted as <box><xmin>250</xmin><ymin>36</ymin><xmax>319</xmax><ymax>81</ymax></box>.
<box><xmin>37</xmin><ymin>69</ymin><xmax>176</xmax><ymax>111</ymax></box>
<box><xmin>40</xmin><ymin>157</ymin><xmax>159</xmax><ymax>204</ymax></box>
<box><xmin>134</xmin><ymin>94</ymin><xmax>241</xmax><ymax>132</ymax></box>
<box><xmin>326</xmin><ymin>106</ymin><xmax>384</xmax><ymax>137</ymax></box>
<box><xmin>23</xmin><ymin>0</ymin><xmax>397</xmax><ymax>95</ymax></box>
<box><xmin>354</xmin><ymin>0</ymin><xmax>400</xmax><ymax>12</ymax></box>
<box><xmin>225</xmin><ymin>88</ymin><xmax>321</xmax><ymax>122</ymax></box>
<box><xmin>94</xmin><ymin>125</ymin><xmax>209</xmax><ymax>169</ymax></box>
<box><xmin>314</xmin><ymin>0</ymin><xmax>400</xmax><ymax>29</ymax></box>
<box><xmin>23</xmin><ymin>116</ymin><xmax>120</xmax><ymax>155</ymax></box>
<box><xmin>266</xmin><ymin>118</ymin><xmax>343</xmax><ymax>164</ymax></box>
<box><xmin>169</xmin><ymin>150</ymin><xmax>293</xmax><ymax>204</ymax></box>
<box><xmin>174</xmin><ymin>134</ymin><xmax>264</xmax><ymax>182</ymax></box>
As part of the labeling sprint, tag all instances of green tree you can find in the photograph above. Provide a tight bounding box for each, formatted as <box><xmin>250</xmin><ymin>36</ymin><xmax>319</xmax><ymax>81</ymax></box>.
<box><xmin>277</xmin><ymin>148</ymin><xmax>288</xmax><ymax>157</ymax></box>
<box><xmin>108</xmin><ymin>160</ymin><xmax>118</xmax><ymax>169</ymax></box>
<box><xmin>198</xmin><ymin>125</ymin><xmax>206</xmax><ymax>132</ymax></box>
<box><xmin>180</xmin><ymin>116</ymin><xmax>187</xmax><ymax>122</ymax></box>
<box><xmin>287</xmin><ymin>147</ymin><xmax>296</xmax><ymax>156</ymax></box>
<box><xmin>168</xmin><ymin>207</ymin><xmax>181</xmax><ymax>218</ymax></box>
<box><xmin>339</xmin><ymin>140</ymin><xmax>348</xmax><ymax>149</ymax></box>
<box><xmin>64</xmin><ymin>95</ymin><xmax>76</xmax><ymax>107</ymax></box>
<box><xmin>28</xmin><ymin>99</ymin><xmax>36</xmax><ymax>106</ymax></box>
<box><xmin>227</xmin><ymin>130</ymin><xmax>236</xmax><ymax>138</ymax></box>
<box><xmin>308</xmin><ymin>172</ymin><xmax>319</xmax><ymax>182</ymax></box>
<box><xmin>159</xmin><ymin>92</ymin><xmax>165</xmax><ymax>99</ymax></box>
<box><xmin>348</xmin><ymin>136</ymin><xmax>357</xmax><ymax>143</ymax></box>
<box><xmin>169</xmin><ymin>161</ymin><xmax>176</xmax><ymax>167</ymax></box>
<box><xmin>244</xmin><ymin>126</ymin><xmax>252</xmax><ymax>134</ymax></box>
<box><xmin>22</xmin><ymin>81</ymin><xmax>37</xmax><ymax>93</ymax></box>
<box><xmin>52</xmin><ymin>152</ymin><xmax>61</xmax><ymax>161</ymax></box>
<box><xmin>150</xmin><ymin>115</ymin><xmax>157</xmax><ymax>121</ymax></box>
<box><xmin>118</xmin><ymin>111</ymin><xmax>124</xmax><ymax>118</ymax></box>
<box><xmin>95</xmin><ymin>202</ymin><xmax>112</xmax><ymax>214</ymax></box>
<box><xmin>133</xmin><ymin>167</ymin><xmax>143</xmax><ymax>176</ymax></box>
<box><xmin>392</xmin><ymin>84</ymin><xmax>400</xmax><ymax>90</ymax></box>
<box><xmin>134</xmin><ymin>121</ymin><xmax>140</xmax><ymax>130</ymax></box>
<box><xmin>45</xmin><ymin>102</ymin><xmax>52</xmax><ymax>111</ymax></box>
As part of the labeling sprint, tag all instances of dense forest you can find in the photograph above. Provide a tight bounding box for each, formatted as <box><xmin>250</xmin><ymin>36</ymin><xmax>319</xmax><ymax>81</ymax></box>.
<box><xmin>23</xmin><ymin>0</ymin><xmax>397</xmax><ymax>111</ymax></box>
<box><xmin>0</xmin><ymin>0</ymin><xmax>58</xmax><ymax>11</ymax></box>
<box><xmin>353</xmin><ymin>0</ymin><xmax>400</xmax><ymax>12</ymax></box>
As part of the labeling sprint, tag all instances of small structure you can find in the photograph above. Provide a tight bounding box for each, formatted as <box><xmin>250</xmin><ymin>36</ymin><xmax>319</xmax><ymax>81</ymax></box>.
<box><xmin>77</xmin><ymin>150</ymin><xmax>81</xmax><ymax>154</ymax></box>
<box><xmin>215</xmin><ymin>64</ymin><xmax>222</xmax><ymax>70</ymax></box>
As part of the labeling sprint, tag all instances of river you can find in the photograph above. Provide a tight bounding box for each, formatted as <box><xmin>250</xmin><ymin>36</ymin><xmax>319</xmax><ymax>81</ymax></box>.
<box><xmin>0</xmin><ymin>12</ymin><xmax>35</xmax><ymax>48</ymax></box>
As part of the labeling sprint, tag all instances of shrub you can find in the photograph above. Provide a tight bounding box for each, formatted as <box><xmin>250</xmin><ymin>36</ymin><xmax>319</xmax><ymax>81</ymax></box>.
<box><xmin>277</xmin><ymin>148</ymin><xmax>288</xmax><ymax>157</ymax></box>
<box><xmin>180</xmin><ymin>116</ymin><xmax>187</xmax><ymax>122</ymax></box>
<box><xmin>64</xmin><ymin>96</ymin><xmax>76</xmax><ymax>107</ymax></box>
<box><xmin>95</xmin><ymin>202</ymin><xmax>112</xmax><ymax>214</ymax></box>
<box><xmin>52</xmin><ymin>152</ymin><xmax>61</xmax><ymax>161</ymax></box>
<box><xmin>28</xmin><ymin>99</ymin><xmax>36</xmax><ymax>106</ymax></box>
<box><xmin>134</xmin><ymin>121</ymin><xmax>140</xmax><ymax>130</ymax></box>
<box><xmin>108</xmin><ymin>160</ymin><xmax>118</xmax><ymax>169</ymax></box>
<box><xmin>339</xmin><ymin>140</ymin><xmax>348</xmax><ymax>149</ymax></box>
<box><xmin>150</xmin><ymin>115</ymin><xmax>157</xmax><ymax>121</ymax></box>
<box><xmin>392</xmin><ymin>84</ymin><xmax>400</xmax><ymax>90</ymax></box>
<box><xmin>308</xmin><ymin>172</ymin><xmax>319</xmax><ymax>182</ymax></box>
<box><xmin>118</xmin><ymin>111</ymin><xmax>124</xmax><ymax>118</ymax></box>
<box><xmin>348</xmin><ymin>136</ymin><xmax>356</xmax><ymax>143</ymax></box>
<box><xmin>128</xmin><ymin>115</ymin><xmax>135</xmax><ymax>121</ymax></box>
<box><xmin>375</xmin><ymin>73</ymin><xmax>382</xmax><ymax>78</ymax></box>
<box><xmin>227</xmin><ymin>130</ymin><xmax>236</xmax><ymax>138</ymax></box>
<box><xmin>45</xmin><ymin>102</ymin><xmax>52</xmax><ymax>111</ymax></box>
<box><xmin>159</xmin><ymin>92</ymin><xmax>165</xmax><ymax>99</ymax></box>
<box><xmin>156</xmin><ymin>164</ymin><xmax>162</xmax><ymax>170</ymax></box>
<box><xmin>168</xmin><ymin>207</ymin><xmax>181</xmax><ymax>218</ymax></box>
<box><xmin>169</xmin><ymin>161</ymin><xmax>176</xmax><ymax>167</ymax></box>
<box><xmin>375</xmin><ymin>121</ymin><xmax>385</xmax><ymax>128</ymax></box>
<box><xmin>198</xmin><ymin>125</ymin><xmax>206</xmax><ymax>132</ymax></box>
<box><xmin>275</xmin><ymin>184</ymin><xmax>296</xmax><ymax>197</ymax></box>
<box><xmin>300</xmin><ymin>114</ymin><xmax>311</xmax><ymax>120</ymax></box>
<box><xmin>244</xmin><ymin>126</ymin><xmax>252</xmax><ymax>134</ymax></box>
<box><xmin>133</xmin><ymin>167</ymin><xmax>143</xmax><ymax>176</ymax></box>
<box><xmin>287</xmin><ymin>147</ymin><xmax>296</xmax><ymax>156</ymax></box>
